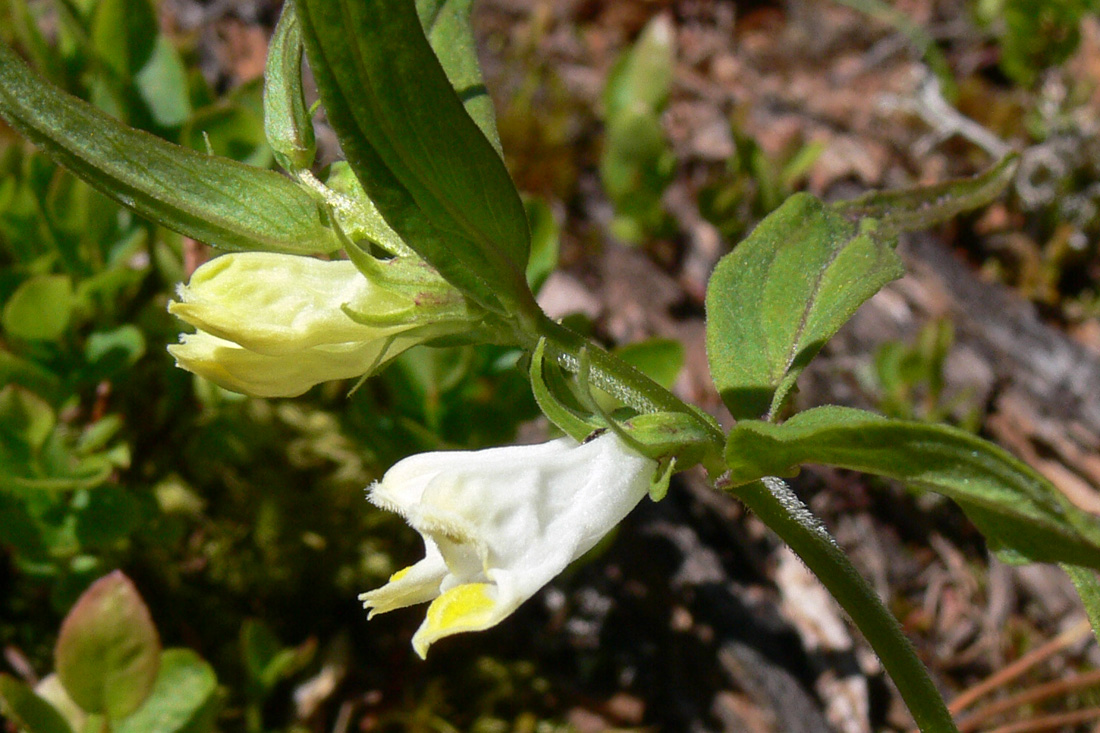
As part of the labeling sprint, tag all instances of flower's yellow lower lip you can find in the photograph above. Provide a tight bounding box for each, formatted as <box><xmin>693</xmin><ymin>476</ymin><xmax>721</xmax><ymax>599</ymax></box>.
<box><xmin>413</xmin><ymin>583</ymin><xmax>499</xmax><ymax>659</ymax></box>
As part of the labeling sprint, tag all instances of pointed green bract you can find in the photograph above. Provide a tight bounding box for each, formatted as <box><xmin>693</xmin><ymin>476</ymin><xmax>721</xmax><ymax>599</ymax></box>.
<box><xmin>706</xmin><ymin>194</ymin><xmax>904</xmax><ymax>420</ymax></box>
<box><xmin>263</xmin><ymin>2</ymin><xmax>315</xmax><ymax>172</ymax></box>
<box><xmin>297</xmin><ymin>0</ymin><xmax>535</xmax><ymax>317</ymax></box>
<box><xmin>724</xmin><ymin>406</ymin><xmax>1100</xmax><ymax>571</ymax></box>
<box><xmin>0</xmin><ymin>42</ymin><xmax>341</xmax><ymax>254</ymax></box>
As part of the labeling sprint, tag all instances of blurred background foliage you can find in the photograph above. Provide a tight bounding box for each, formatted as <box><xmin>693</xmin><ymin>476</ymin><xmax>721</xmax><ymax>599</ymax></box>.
<box><xmin>1</xmin><ymin>0</ymin><xmax>1099</xmax><ymax>730</ymax></box>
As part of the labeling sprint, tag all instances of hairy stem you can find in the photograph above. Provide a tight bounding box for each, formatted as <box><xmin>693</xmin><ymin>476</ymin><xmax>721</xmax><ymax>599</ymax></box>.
<box><xmin>734</xmin><ymin>477</ymin><xmax>959</xmax><ymax>733</ymax></box>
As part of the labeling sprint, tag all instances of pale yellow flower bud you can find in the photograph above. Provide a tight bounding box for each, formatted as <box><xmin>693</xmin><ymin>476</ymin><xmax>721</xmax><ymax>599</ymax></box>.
<box><xmin>168</xmin><ymin>252</ymin><xmax>470</xmax><ymax>397</ymax></box>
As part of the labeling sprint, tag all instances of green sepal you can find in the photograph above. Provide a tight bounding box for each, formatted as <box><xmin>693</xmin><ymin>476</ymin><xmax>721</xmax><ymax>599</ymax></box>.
<box><xmin>530</xmin><ymin>338</ymin><xmax>602</xmax><ymax>442</ymax></box>
<box><xmin>623</xmin><ymin>410</ymin><xmax>719</xmax><ymax>475</ymax></box>
<box><xmin>263</xmin><ymin>1</ymin><xmax>316</xmax><ymax>173</ymax></box>
<box><xmin>725</xmin><ymin>406</ymin><xmax>1100</xmax><ymax>571</ymax></box>
<box><xmin>649</xmin><ymin>457</ymin><xmax>676</xmax><ymax>501</ymax></box>
<box><xmin>0</xmin><ymin>41</ymin><xmax>341</xmax><ymax>254</ymax></box>
<box><xmin>297</xmin><ymin>0</ymin><xmax>536</xmax><ymax>317</ymax></box>
<box><xmin>321</xmin><ymin>162</ymin><xmax>415</xmax><ymax>257</ymax></box>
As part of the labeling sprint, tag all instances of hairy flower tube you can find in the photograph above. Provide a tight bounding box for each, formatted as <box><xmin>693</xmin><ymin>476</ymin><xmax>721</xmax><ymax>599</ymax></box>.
<box><xmin>361</xmin><ymin>432</ymin><xmax>658</xmax><ymax>657</ymax></box>
<box><xmin>168</xmin><ymin>251</ymin><xmax>471</xmax><ymax>397</ymax></box>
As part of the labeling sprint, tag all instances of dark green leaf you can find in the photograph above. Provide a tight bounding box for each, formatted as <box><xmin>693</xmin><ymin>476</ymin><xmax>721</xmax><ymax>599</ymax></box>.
<box><xmin>263</xmin><ymin>2</ymin><xmax>315</xmax><ymax>172</ymax></box>
<box><xmin>55</xmin><ymin>570</ymin><xmax>161</xmax><ymax>719</ymax></box>
<box><xmin>298</xmin><ymin>0</ymin><xmax>534</xmax><ymax>316</ymax></box>
<box><xmin>0</xmin><ymin>41</ymin><xmax>341</xmax><ymax>254</ymax></box>
<box><xmin>706</xmin><ymin>194</ymin><xmax>904</xmax><ymax>420</ymax></box>
<box><xmin>725</xmin><ymin>406</ymin><xmax>1100</xmax><ymax>570</ymax></box>
<box><xmin>91</xmin><ymin>0</ymin><xmax>156</xmax><ymax>82</ymax></box>
<box><xmin>0</xmin><ymin>675</ymin><xmax>74</xmax><ymax>733</ymax></box>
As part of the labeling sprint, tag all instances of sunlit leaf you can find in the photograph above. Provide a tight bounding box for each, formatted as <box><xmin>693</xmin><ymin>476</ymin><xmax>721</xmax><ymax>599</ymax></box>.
<box><xmin>706</xmin><ymin>194</ymin><xmax>903</xmax><ymax>420</ymax></box>
<box><xmin>298</xmin><ymin>0</ymin><xmax>534</xmax><ymax>316</ymax></box>
<box><xmin>725</xmin><ymin>406</ymin><xmax>1100</xmax><ymax>570</ymax></box>
<box><xmin>0</xmin><ymin>42</ymin><xmax>341</xmax><ymax>254</ymax></box>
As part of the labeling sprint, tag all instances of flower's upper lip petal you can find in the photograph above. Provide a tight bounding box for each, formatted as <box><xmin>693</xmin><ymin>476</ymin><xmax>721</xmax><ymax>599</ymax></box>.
<box><xmin>170</xmin><ymin>252</ymin><xmax>410</xmax><ymax>355</ymax></box>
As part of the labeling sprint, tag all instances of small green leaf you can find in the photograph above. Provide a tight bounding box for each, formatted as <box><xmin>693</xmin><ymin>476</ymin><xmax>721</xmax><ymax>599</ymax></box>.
<box><xmin>263</xmin><ymin>2</ymin><xmax>315</xmax><ymax>172</ymax></box>
<box><xmin>524</xmin><ymin>196</ymin><xmax>559</xmax><ymax>293</ymax></box>
<box><xmin>706</xmin><ymin>194</ymin><xmax>904</xmax><ymax>420</ymax></box>
<box><xmin>0</xmin><ymin>41</ymin><xmax>341</xmax><ymax>254</ymax></box>
<box><xmin>134</xmin><ymin>36</ymin><xmax>193</xmax><ymax>129</ymax></box>
<box><xmin>0</xmin><ymin>675</ymin><xmax>74</xmax><ymax>733</ymax></box>
<box><xmin>616</xmin><ymin>338</ymin><xmax>684</xmax><ymax>391</ymax></box>
<box><xmin>55</xmin><ymin>570</ymin><xmax>161</xmax><ymax>720</ymax></box>
<box><xmin>91</xmin><ymin>0</ymin><xmax>157</xmax><ymax>83</ymax></box>
<box><xmin>0</xmin><ymin>384</ymin><xmax>56</xmax><ymax>453</ymax></box>
<box><xmin>241</xmin><ymin>620</ymin><xmax>312</xmax><ymax>696</ymax></box>
<box><xmin>2</xmin><ymin>274</ymin><xmax>74</xmax><ymax>340</ymax></box>
<box><xmin>603</xmin><ymin>15</ymin><xmax>675</xmax><ymax>120</ymax></box>
<box><xmin>114</xmin><ymin>649</ymin><xmax>218</xmax><ymax>733</ymax></box>
<box><xmin>298</xmin><ymin>0</ymin><xmax>535</xmax><ymax>316</ymax></box>
<box><xmin>725</xmin><ymin>406</ymin><xmax>1100</xmax><ymax>570</ymax></box>
<box><xmin>1063</xmin><ymin>564</ymin><xmax>1100</xmax><ymax>645</ymax></box>
<box><xmin>85</xmin><ymin>325</ymin><xmax>146</xmax><ymax>372</ymax></box>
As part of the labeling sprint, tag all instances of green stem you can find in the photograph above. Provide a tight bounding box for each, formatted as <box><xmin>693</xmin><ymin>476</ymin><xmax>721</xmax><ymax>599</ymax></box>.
<box><xmin>735</xmin><ymin>477</ymin><xmax>959</xmax><ymax>733</ymax></box>
<box><xmin>530</xmin><ymin>315</ymin><xmax>725</xmax><ymax>446</ymax></box>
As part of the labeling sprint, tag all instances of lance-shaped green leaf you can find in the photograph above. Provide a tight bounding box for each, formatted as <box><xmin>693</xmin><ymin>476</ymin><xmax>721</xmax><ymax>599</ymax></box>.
<box><xmin>297</xmin><ymin>0</ymin><xmax>535</xmax><ymax>317</ymax></box>
<box><xmin>706</xmin><ymin>194</ymin><xmax>904</xmax><ymax>420</ymax></box>
<box><xmin>0</xmin><ymin>42</ymin><xmax>341</xmax><ymax>254</ymax></box>
<box><xmin>416</xmin><ymin>0</ymin><xmax>502</xmax><ymax>155</ymax></box>
<box><xmin>263</xmin><ymin>2</ymin><xmax>315</xmax><ymax>172</ymax></box>
<box><xmin>832</xmin><ymin>155</ymin><xmax>1020</xmax><ymax>239</ymax></box>
<box><xmin>724</xmin><ymin>406</ymin><xmax>1100</xmax><ymax>571</ymax></box>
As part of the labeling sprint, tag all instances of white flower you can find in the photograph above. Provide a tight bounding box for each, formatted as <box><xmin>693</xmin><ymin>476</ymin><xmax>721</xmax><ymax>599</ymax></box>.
<box><xmin>361</xmin><ymin>433</ymin><xmax>657</xmax><ymax>657</ymax></box>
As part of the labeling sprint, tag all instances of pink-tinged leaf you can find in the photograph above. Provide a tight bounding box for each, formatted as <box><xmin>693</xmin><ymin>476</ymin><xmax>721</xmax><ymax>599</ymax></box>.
<box><xmin>55</xmin><ymin>570</ymin><xmax>160</xmax><ymax>720</ymax></box>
